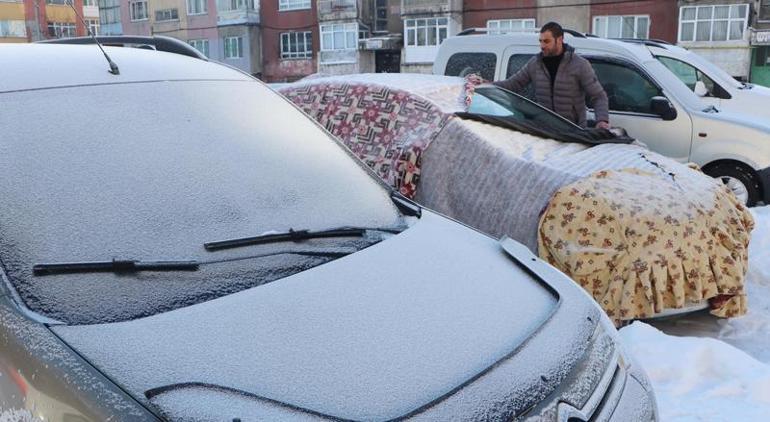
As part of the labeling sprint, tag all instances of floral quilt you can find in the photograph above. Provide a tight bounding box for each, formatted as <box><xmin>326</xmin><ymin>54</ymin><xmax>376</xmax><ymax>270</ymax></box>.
<box><xmin>538</xmin><ymin>167</ymin><xmax>754</xmax><ymax>324</ymax></box>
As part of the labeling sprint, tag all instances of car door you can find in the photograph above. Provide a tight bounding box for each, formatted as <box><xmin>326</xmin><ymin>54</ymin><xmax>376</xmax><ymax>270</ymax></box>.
<box><xmin>655</xmin><ymin>55</ymin><xmax>726</xmax><ymax>109</ymax></box>
<box><xmin>585</xmin><ymin>57</ymin><xmax>694</xmax><ymax>162</ymax></box>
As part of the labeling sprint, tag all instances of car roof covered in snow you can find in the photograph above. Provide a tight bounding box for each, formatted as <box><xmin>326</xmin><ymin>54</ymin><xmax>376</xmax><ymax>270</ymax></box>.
<box><xmin>285</xmin><ymin>73</ymin><xmax>468</xmax><ymax>113</ymax></box>
<box><xmin>0</xmin><ymin>43</ymin><xmax>251</xmax><ymax>93</ymax></box>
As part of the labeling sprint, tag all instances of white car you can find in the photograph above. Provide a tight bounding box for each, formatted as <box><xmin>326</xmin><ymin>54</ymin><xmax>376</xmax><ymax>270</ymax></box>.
<box><xmin>434</xmin><ymin>31</ymin><xmax>770</xmax><ymax>206</ymax></box>
<box><xmin>645</xmin><ymin>40</ymin><xmax>770</xmax><ymax>118</ymax></box>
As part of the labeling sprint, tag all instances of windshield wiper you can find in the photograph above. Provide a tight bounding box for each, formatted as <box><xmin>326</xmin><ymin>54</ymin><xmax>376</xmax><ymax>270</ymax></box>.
<box><xmin>33</xmin><ymin>259</ymin><xmax>199</xmax><ymax>276</ymax></box>
<box><xmin>204</xmin><ymin>226</ymin><xmax>402</xmax><ymax>251</ymax></box>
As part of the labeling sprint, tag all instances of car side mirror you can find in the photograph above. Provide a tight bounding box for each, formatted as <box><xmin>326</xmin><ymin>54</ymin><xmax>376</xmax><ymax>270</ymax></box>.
<box><xmin>650</xmin><ymin>96</ymin><xmax>677</xmax><ymax>121</ymax></box>
<box><xmin>694</xmin><ymin>80</ymin><xmax>709</xmax><ymax>97</ymax></box>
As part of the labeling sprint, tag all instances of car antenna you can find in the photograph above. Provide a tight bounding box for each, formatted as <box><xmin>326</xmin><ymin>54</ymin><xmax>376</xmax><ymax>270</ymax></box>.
<box><xmin>66</xmin><ymin>0</ymin><xmax>119</xmax><ymax>75</ymax></box>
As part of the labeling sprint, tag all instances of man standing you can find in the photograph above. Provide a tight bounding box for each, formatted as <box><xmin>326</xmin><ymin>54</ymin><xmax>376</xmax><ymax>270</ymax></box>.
<box><xmin>492</xmin><ymin>22</ymin><xmax>610</xmax><ymax>129</ymax></box>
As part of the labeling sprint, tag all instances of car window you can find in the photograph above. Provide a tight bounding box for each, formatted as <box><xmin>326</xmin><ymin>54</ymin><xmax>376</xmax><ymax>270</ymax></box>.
<box><xmin>444</xmin><ymin>52</ymin><xmax>497</xmax><ymax>81</ymax></box>
<box><xmin>656</xmin><ymin>56</ymin><xmax>729</xmax><ymax>99</ymax></box>
<box><xmin>505</xmin><ymin>54</ymin><xmax>536</xmax><ymax>100</ymax></box>
<box><xmin>0</xmin><ymin>81</ymin><xmax>406</xmax><ymax>325</ymax></box>
<box><xmin>468</xmin><ymin>86</ymin><xmax>579</xmax><ymax>133</ymax></box>
<box><xmin>589</xmin><ymin>60</ymin><xmax>662</xmax><ymax>114</ymax></box>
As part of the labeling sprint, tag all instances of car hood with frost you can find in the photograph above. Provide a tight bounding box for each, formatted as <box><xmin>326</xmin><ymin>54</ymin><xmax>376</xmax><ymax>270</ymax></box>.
<box><xmin>51</xmin><ymin>211</ymin><xmax>601</xmax><ymax>421</ymax></box>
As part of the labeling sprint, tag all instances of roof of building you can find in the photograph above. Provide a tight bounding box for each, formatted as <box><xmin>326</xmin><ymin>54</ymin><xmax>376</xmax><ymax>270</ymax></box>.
<box><xmin>0</xmin><ymin>43</ymin><xmax>251</xmax><ymax>94</ymax></box>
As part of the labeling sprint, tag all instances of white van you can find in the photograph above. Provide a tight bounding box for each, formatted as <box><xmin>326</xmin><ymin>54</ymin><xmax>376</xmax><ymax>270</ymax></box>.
<box><xmin>434</xmin><ymin>31</ymin><xmax>770</xmax><ymax>206</ymax></box>
<box><xmin>644</xmin><ymin>40</ymin><xmax>770</xmax><ymax>118</ymax></box>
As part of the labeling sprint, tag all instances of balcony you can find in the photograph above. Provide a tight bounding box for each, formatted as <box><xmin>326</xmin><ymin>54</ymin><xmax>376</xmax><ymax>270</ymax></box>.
<box><xmin>401</xmin><ymin>0</ymin><xmax>459</xmax><ymax>16</ymax></box>
<box><xmin>318</xmin><ymin>0</ymin><xmax>358</xmax><ymax>22</ymax></box>
<box><xmin>217</xmin><ymin>0</ymin><xmax>260</xmax><ymax>26</ymax></box>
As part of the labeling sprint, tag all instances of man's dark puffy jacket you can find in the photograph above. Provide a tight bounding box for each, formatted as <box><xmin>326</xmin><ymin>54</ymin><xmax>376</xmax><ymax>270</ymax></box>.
<box><xmin>493</xmin><ymin>44</ymin><xmax>609</xmax><ymax>128</ymax></box>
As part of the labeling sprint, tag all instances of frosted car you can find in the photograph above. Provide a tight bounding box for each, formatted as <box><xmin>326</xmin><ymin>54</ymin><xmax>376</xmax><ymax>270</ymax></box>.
<box><xmin>278</xmin><ymin>73</ymin><xmax>753</xmax><ymax>325</ymax></box>
<box><xmin>0</xmin><ymin>41</ymin><xmax>657</xmax><ymax>421</ymax></box>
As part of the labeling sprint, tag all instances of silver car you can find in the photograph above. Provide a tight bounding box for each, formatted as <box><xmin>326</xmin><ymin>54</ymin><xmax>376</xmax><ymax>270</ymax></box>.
<box><xmin>0</xmin><ymin>40</ymin><xmax>656</xmax><ymax>421</ymax></box>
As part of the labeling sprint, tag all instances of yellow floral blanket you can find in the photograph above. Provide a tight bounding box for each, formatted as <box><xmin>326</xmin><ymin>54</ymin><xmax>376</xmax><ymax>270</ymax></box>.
<box><xmin>538</xmin><ymin>168</ymin><xmax>754</xmax><ymax>324</ymax></box>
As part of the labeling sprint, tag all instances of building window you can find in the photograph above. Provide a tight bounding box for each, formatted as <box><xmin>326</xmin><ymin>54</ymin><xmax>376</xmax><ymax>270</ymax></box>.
<box><xmin>83</xmin><ymin>0</ymin><xmax>97</xmax><ymax>6</ymax></box>
<box><xmin>679</xmin><ymin>4</ymin><xmax>748</xmax><ymax>42</ymax></box>
<box><xmin>155</xmin><ymin>8</ymin><xmax>180</xmax><ymax>22</ymax></box>
<box><xmin>189</xmin><ymin>39</ymin><xmax>210</xmax><ymax>57</ymax></box>
<box><xmin>592</xmin><ymin>15</ymin><xmax>649</xmax><ymax>39</ymax></box>
<box><xmin>281</xmin><ymin>31</ymin><xmax>312</xmax><ymax>59</ymax></box>
<box><xmin>320</xmin><ymin>23</ymin><xmax>358</xmax><ymax>51</ymax></box>
<box><xmin>279</xmin><ymin>0</ymin><xmax>310</xmax><ymax>11</ymax></box>
<box><xmin>486</xmin><ymin>18</ymin><xmax>536</xmax><ymax>35</ymax></box>
<box><xmin>374</xmin><ymin>0</ymin><xmax>388</xmax><ymax>33</ymax></box>
<box><xmin>224</xmin><ymin>36</ymin><xmax>243</xmax><ymax>58</ymax></box>
<box><xmin>187</xmin><ymin>0</ymin><xmax>207</xmax><ymax>15</ymax></box>
<box><xmin>760</xmin><ymin>0</ymin><xmax>770</xmax><ymax>21</ymax></box>
<box><xmin>85</xmin><ymin>19</ymin><xmax>99</xmax><ymax>35</ymax></box>
<box><xmin>47</xmin><ymin>22</ymin><xmax>76</xmax><ymax>38</ymax></box>
<box><xmin>217</xmin><ymin>0</ymin><xmax>254</xmax><ymax>11</ymax></box>
<box><xmin>130</xmin><ymin>1</ymin><xmax>148</xmax><ymax>21</ymax></box>
<box><xmin>0</xmin><ymin>20</ymin><xmax>27</xmax><ymax>38</ymax></box>
<box><xmin>404</xmin><ymin>18</ymin><xmax>448</xmax><ymax>47</ymax></box>
<box><xmin>45</xmin><ymin>0</ymin><xmax>69</xmax><ymax>5</ymax></box>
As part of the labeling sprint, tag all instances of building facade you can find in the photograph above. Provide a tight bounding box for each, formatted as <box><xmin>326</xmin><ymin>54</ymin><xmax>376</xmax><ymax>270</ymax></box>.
<box><xmin>750</xmin><ymin>0</ymin><xmax>770</xmax><ymax>85</ymax></box>
<box><xmin>676</xmin><ymin>0</ymin><xmax>753</xmax><ymax>80</ymax></box>
<box><xmin>1</xmin><ymin>0</ymin><xmax>27</xmax><ymax>43</ymax></box>
<box><xmin>261</xmin><ymin>0</ymin><xmax>317</xmax><ymax>82</ymax></box>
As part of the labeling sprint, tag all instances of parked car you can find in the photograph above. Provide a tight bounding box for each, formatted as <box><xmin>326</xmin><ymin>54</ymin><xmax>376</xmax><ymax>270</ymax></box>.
<box><xmin>643</xmin><ymin>40</ymin><xmax>770</xmax><ymax>118</ymax></box>
<box><xmin>434</xmin><ymin>31</ymin><xmax>770</xmax><ymax>206</ymax></box>
<box><xmin>278</xmin><ymin>73</ymin><xmax>753</xmax><ymax>325</ymax></box>
<box><xmin>0</xmin><ymin>41</ymin><xmax>658</xmax><ymax>421</ymax></box>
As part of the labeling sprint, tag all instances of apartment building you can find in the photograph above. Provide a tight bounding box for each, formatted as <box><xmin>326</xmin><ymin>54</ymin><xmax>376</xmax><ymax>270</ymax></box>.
<box><xmin>399</xmin><ymin>0</ymin><xmax>461</xmax><ymax>73</ymax></box>
<box><xmin>676</xmin><ymin>0</ymin><xmax>753</xmax><ymax>80</ymax></box>
<box><xmin>750</xmin><ymin>0</ymin><xmax>770</xmax><ymax>85</ymax></box>
<box><xmin>261</xmin><ymin>0</ymin><xmax>317</xmax><ymax>82</ymax></box>
<box><xmin>2</xmin><ymin>0</ymin><xmax>89</xmax><ymax>41</ymax></box>
<box><xmin>1</xmin><ymin>0</ymin><xmax>27</xmax><ymax>42</ymax></box>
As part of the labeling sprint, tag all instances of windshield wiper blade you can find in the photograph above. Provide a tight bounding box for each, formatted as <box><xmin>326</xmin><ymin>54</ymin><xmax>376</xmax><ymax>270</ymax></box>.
<box><xmin>204</xmin><ymin>226</ymin><xmax>398</xmax><ymax>251</ymax></box>
<box><xmin>33</xmin><ymin>259</ymin><xmax>199</xmax><ymax>276</ymax></box>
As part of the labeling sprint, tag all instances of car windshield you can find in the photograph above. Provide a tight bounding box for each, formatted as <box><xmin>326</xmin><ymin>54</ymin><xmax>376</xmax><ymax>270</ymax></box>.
<box><xmin>461</xmin><ymin>86</ymin><xmax>634</xmax><ymax>145</ymax></box>
<box><xmin>466</xmin><ymin>85</ymin><xmax>581</xmax><ymax>133</ymax></box>
<box><xmin>0</xmin><ymin>80</ymin><xmax>407</xmax><ymax>325</ymax></box>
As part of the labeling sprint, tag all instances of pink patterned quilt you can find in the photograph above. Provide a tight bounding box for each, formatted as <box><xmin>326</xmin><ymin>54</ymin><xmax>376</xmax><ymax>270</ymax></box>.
<box><xmin>280</xmin><ymin>82</ymin><xmax>451</xmax><ymax>198</ymax></box>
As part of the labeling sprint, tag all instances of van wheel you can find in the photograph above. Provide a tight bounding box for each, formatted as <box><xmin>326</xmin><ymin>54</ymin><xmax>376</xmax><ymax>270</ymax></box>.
<box><xmin>703</xmin><ymin>162</ymin><xmax>761</xmax><ymax>206</ymax></box>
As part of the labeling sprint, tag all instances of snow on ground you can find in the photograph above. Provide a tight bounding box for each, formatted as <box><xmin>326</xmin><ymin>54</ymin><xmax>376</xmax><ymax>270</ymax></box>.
<box><xmin>619</xmin><ymin>205</ymin><xmax>770</xmax><ymax>421</ymax></box>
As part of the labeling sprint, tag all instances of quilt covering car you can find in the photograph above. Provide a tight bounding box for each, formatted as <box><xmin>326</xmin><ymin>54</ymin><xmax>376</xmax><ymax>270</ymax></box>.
<box><xmin>278</xmin><ymin>74</ymin><xmax>753</xmax><ymax>322</ymax></box>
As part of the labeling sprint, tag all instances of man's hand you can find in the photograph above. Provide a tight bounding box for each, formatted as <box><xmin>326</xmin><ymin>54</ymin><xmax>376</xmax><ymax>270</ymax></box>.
<box><xmin>596</xmin><ymin>120</ymin><xmax>610</xmax><ymax>130</ymax></box>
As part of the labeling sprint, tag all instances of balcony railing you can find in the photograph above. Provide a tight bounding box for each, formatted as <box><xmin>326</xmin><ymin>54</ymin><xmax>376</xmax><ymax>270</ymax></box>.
<box><xmin>318</xmin><ymin>0</ymin><xmax>356</xmax><ymax>14</ymax></box>
<box><xmin>318</xmin><ymin>0</ymin><xmax>358</xmax><ymax>21</ymax></box>
<box><xmin>401</xmin><ymin>0</ymin><xmax>455</xmax><ymax>15</ymax></box>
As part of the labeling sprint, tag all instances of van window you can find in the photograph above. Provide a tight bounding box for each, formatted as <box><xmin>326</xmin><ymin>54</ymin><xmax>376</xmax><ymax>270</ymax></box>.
<box><xmin>505</xmin><ymin>54</ymin><xmax>535</xmax><ymax>100</ymax></box>
<box><xmin>656</xmin><ymin>56</ymin><xmax>731</xmax><ymax>99</ymax></box>
<box><xmin>589</xmin><ymin>60</ymin><xmax>662</xmax><ymax>114</ymax></box>
<box><xmin>444</xmin><ymin>52</ymin><xmax>496</xmax><ymax>81</ymax></box>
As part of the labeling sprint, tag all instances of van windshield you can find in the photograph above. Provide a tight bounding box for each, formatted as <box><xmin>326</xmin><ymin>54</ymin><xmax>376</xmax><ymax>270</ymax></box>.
<box><xmin>0</xmin><ymin>80</ymin><xmax>407</xmax><ymax>325</ymax></box>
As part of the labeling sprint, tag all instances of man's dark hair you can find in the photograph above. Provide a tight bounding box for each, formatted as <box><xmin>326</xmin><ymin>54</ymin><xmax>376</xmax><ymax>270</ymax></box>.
<box><xmin>540</xmin><ymin>22</ymin><xmax>564</xmax><ymax>39</ymax></box>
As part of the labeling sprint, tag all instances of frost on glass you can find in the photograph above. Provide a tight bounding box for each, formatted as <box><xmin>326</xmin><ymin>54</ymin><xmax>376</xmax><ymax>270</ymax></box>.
<box><xmin>0</xmin><ymin>81</ymin><xmax>405</xmax><ymax>324</ymax></box>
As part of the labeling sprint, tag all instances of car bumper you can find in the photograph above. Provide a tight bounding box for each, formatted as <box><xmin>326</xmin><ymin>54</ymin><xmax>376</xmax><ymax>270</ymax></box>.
<box><xmin>758</xmin><ymin>165</ymin><xmax>770</xmax><ymax>204</ymax></box>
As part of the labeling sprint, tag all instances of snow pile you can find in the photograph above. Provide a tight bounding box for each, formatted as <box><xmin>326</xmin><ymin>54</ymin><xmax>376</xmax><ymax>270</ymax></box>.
<box><xmin>620</xmin><ymin>321</ymin><xmax>770</xmax><ymax>421</ymax></box>
<box><xmin>619</xmin><ymin>205</ymin><xmax>770</xmax><ymax>421</ymax></box>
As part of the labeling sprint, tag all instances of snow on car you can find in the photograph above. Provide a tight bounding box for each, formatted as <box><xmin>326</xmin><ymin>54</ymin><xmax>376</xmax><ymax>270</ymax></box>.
<box><xmin>278</xmin><ymin>73</ymin><xmax>754</xmax><ymax>324</ymax></box>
